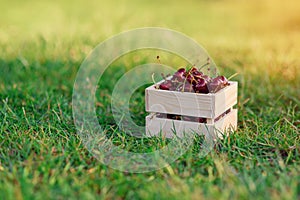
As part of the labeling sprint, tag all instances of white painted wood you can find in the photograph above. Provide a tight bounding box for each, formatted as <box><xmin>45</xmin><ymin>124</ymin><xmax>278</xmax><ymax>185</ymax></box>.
<box><xmin>214</xmin><ymin>109</ymin><xmax>238</xmax><ymax>138</ymax></box>
<box><xmin>145</xmin><ymin>114</ymin><xmax>213</xmax><ymax>138</ymax></box>
<box><xmin>146</xmin><ymin>81</ymin><xmax>238</xmax><ymax>119</ymax></box>
<box><xmin>214</xmin><ymin>82</ymin><xmax>238</xmax><ymax>118</ymax></box>
<box><xmin>146</xmin><ymin>109</ymin><xmax>237</xmax><ymax>139</ymax></box>
<box><xmin>206</xmin><ymin>118</ymin><xmax>214</xmax><ymax>124</ymax></box>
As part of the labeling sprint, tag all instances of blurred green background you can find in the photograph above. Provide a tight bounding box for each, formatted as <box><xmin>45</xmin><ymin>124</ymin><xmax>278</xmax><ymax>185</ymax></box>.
<box><xmin>1</xmin><ymin>0</ymin><xmax>299</xmax><ymax>84</ymax></box>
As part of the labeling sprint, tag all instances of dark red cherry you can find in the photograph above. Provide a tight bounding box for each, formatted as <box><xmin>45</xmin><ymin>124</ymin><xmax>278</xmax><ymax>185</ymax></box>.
<box><xmin>201</xmin><ymin>75</ymin><xmax>211</xmax><ymax>82</ymax></box>
<box><xmin>198</xmin><ymin>118</ymin><xmax>207</xmax><ymax>123</ymax></box>
<box><xmin>192</xmin><ymin>70</ymin><xmax>203</xmax><ymax>76</ymax></box>
<box><xmin>218</xmin><ymin>75</ymin><xmax>229</xmax><ymax>85</ymax></box>
<box><xmin>177</xmin><ymin>68</ymin><xmax>186</xmax><ymax>74</ymax></box>
<box><xmin>186</xmin><ymin>74</ymin><xmax>196</xmax><ymax>84</ymax></box>
<box><xmin>159</xmin><ymin>80</ymin><xmax>172</xmax><ymax>90</ymax></box>
<box><xmin>194</xmin><ymin>78</ymin><xmax>208</xmax><ymax>93</ymax></box>
<box><xmin>173</xmin><ymin>72</ymin><xmax>185</xmax><ymax>82</ymax></box>
<box><xmin>207</xmin><ymin>77</ymin><xmax>222</xmax><ymax>92</ymax></box>
<box><xmin>167</xmin><ymin>114</ymin><xmax>181</xmax><ymax>120</ymax></box>
<box><xmin>183</xmin><ymin>83</ymin><xmax>194</xmax><ymax>92</ymax></box>
<box><xmin>159</xmin><ymin>84</ymin><xmax>169</xmax><ymax>90</ymax></box>
<box><xmin>189</xmin><ymin>67</ymin><xmax>198</xmax><ymax>73</ymax></box>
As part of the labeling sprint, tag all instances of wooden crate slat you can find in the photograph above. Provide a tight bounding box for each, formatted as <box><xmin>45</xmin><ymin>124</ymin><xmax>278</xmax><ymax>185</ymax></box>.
<box><xmin>145</xmin><ymin>114</ymin><xmax>213</xmax><ymax>138</ymax></box>
<box><xmin>214</xmin><ymin>108</ymin><xmax>238</xmax><ymax>138</ymax></box>
<box><xmin>146</xmin><ymin>109</ymin><xmax>237</xmax><ymax>139</ymax></box>
<box><xmin>214</xmin><ymin>82</ymin><xmax>238</xmax><ymax>117</ymax></box>
<box><xmin>146</xmin><ymin>81</ymin><xmax>238</xmax><ymax>119</ymax></box>
<box><xmin>146</xmin><ymin>87</ymin><xmax>214</xmax><ymax>118</ymax></box>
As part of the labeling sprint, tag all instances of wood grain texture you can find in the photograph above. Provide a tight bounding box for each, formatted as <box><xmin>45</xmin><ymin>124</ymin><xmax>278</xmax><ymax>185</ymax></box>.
<box><xmin>146</xmin><ymin>81</ymin><xmax>238</xmax><ymax>119</ymax></box>
<box><xmin>146</xmin><ymin>109</ymin><xmax>237</xmax><ymax>139</ymax></box>
<box><xmin>214</xmin><ymin>82</ymin><xmax>238</xmax><ymax>118</ymax></box>
<box><xmin>214</xmin><ymin>108</ymin><xmax>238</xmax><ymax>138</ymax></box>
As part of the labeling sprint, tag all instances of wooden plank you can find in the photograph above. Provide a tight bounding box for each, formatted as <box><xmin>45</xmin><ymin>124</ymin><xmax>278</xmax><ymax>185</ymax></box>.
<box><xmin>214</xmin><ymin>82</ymin><xmax>238</xmax><ymax>118</ymax></box>
<box><xmin>146</xmin><ymin>81</ymin><xmax>238</xmax><ymax>119</ymax></box>
<box><xmin>145</xmin><ymin>109</ymin><xmax>237</xmax><ymax>139</ymax></box>
<box><xmin>214</xmin><ymin>109</ymin><xmax>238</xmax><ymax>138</ymax></box>
<box><xmin>146</xmin><ymin>88</ymin><xmax>214</xmax><ymax>118</ymax></box>
<box><xmin>145</xmin><ymin>114</ymin><xmax>213</xmax><ymax>138</ymax></box>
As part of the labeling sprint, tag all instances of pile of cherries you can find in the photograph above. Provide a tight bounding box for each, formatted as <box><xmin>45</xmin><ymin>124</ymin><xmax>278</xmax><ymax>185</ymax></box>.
<box><xmin>156</xmin><ymin>67</ymin><xmax>230</xmax><ymax>123</ymax></box>
<box><xmin>158</xmin><ymin>67</ymin><xmax>230</xmax><ymax>93</ymax></box>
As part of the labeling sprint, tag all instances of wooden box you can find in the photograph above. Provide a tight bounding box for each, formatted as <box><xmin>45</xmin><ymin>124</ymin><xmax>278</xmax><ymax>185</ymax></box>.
<box><xmin>145</xmin><ymin>80</ymin><xmax>238</xmax><ymax>138</ymax></box>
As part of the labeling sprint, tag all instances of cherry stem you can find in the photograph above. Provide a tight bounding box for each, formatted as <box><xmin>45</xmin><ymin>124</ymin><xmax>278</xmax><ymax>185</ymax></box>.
<box><xmin>198</xmin><ymin>58</ymin><xmax>210</xmax><ymax>70</ymax></box>
<box><xmin>152</xmin><ymin>73</ymin><xmax>159</xmax><ymax>89</ymax></box>
<box><xmin>228</xmin><ymin>72</ymin><xmax>239</xmax><ymax>80</ymax></box>
<box><xmin>181</xmin><ymin>79</ymin><xmax>186</xmax><ymax>92</ymax></box>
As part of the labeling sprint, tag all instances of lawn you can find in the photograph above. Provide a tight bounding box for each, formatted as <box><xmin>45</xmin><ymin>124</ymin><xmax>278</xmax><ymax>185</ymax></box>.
<box><xmin>0</xmin><ymin>0</ymin><xmax>299</xmax><ymax>199</ymax></box>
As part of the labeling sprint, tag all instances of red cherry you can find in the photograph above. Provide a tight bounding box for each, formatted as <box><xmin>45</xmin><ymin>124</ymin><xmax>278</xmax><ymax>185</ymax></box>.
<box><xmin>189</xmin><ymin>67</ymin><xmax>198</xmax><ymax>73</ymax></box>
<box><xmin>173</xmin><ymin>72</ymin><xmax>185</xmax><ymax>82</ymax></box>
<box><xmin>194</xmin><ymin>78</ymin><xmax>209</xmax><ymax>93</ymax></box>
<box><xmin>218</xmin><ymin>75</ymin><xmax>229</xmax><ymax>85</ymax></box>
<box><xmin>159</xmin><ymin>80</ymin><xmax>172</xmax><ymax>90</ymax></box>
<box><xmin>183</xmin><ymin>82</ymin><xmax>194</xmax><ymax>92</ymax></box>
<box><xmin>186</xmin><ymin>74</ymin><xmax>196</xmax><ymax>84</ymax></box>
<box><xmin>207</xmin><ymin>77</ymin><xmax>223</xmax><ymax>92</ymax></box>
<box><xmin>198</xmin><ymin>118</ymin><xmax>207</xmax><ymax>123</ymax></box>
<box><xmin>201</xmin><ymin>75</ymin><xmax>211</xmax><ymax>82</ymax></box>
<box><xmin>192</xmin><ymin>70</ymin><xmax>203</xmax><ymax>76</ymax></box>
<box><xmin>177</xmin><ymin>68</ymin><xmax>186</xmax><ymax>74</ymax></box>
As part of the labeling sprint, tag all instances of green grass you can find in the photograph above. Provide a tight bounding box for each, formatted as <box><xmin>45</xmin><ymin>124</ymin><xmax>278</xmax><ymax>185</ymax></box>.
<box><xmin>0</xmin><ymin>0</ymin><xmax>300</xmax><ymax>199</ymax></box>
